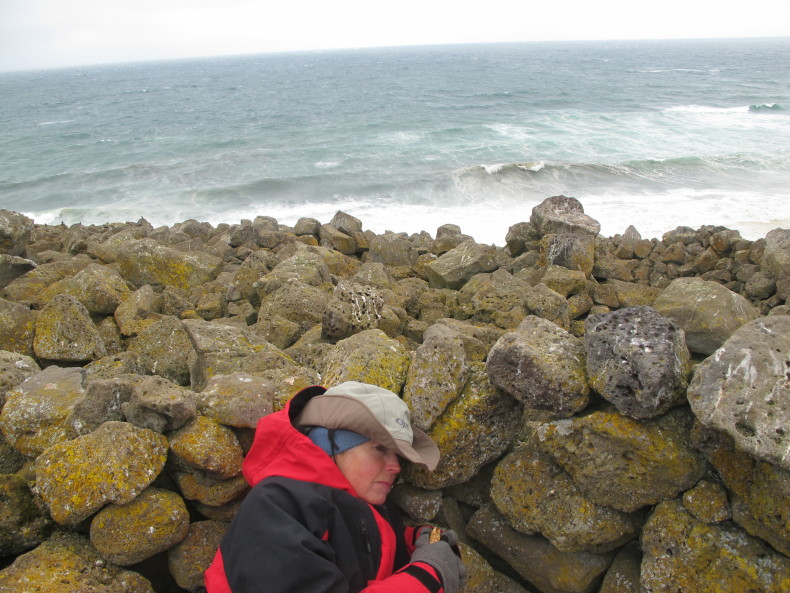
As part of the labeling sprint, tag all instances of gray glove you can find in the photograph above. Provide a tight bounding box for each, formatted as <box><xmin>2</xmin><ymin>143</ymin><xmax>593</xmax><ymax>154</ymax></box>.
<box><xmin>411</xmin><ymin>529</ymin><xmax>467</xmax><ymax>593</ymax></box>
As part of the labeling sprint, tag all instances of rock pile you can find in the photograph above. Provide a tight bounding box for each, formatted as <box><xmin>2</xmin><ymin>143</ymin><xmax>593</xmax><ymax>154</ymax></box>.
<box><xmin>0</xmin><ymin>196</ymin><xmax>789</xmax><ymax>593</ymax></box>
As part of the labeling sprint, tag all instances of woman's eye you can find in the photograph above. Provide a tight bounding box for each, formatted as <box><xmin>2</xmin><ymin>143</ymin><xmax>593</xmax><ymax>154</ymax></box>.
<box><xmin>375</xmin><ymin>445</ymin><xmax>388</xmax><ymax>454</ymax></box>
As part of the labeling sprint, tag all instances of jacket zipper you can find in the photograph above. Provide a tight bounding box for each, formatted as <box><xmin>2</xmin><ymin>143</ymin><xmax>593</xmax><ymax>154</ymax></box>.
<box><xmin>360</xmin><ymin>519</ymin><xmax>372</xmax><ymax>554</ymax></box>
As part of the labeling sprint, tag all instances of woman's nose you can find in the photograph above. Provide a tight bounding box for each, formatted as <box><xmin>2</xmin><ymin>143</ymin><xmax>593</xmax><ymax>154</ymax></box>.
<box><xmin>386</xmin><ymin>452</ymin><xmax>401</xmax><ymax>473</ymax></box>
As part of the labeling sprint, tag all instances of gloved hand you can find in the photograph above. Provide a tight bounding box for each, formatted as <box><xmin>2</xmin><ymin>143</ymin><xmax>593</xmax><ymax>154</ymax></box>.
<box><xmin>411</xmin><ymin>529</ymin><xmax>467</xmax><ymax>593</ymax></box>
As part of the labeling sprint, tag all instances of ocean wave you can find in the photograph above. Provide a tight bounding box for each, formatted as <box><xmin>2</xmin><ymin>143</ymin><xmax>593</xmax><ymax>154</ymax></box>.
<box><xmin>749</xmin><ymin>103</ymin><xmax>784</xmax><ymax>113</ymax></box>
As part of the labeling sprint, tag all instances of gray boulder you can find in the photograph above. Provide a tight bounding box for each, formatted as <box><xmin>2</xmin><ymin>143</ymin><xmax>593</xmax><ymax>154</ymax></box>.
<box><xmin>0</xmin><ymin>210</ymin><xmax>33</xmax><ymax>256</ymax></box>
<box><xmin>467</xmin><ymin>504</ymin><xmax>614</xmax><ymax>593</ymax></box>
<box><xmin>687</xmin><ymin>315</ymin><xmax>790</xmax><ymax>470</ymax></box>
<box><xmin>640</xmin><ymin>499</ymin><xmax>790</xmax><ymax>593</ymax></box>
<box><xmin>33</xmin><ymin>294</ymin><xmax>107</xmax><ymax>362</ymax></box>
<box><xmin>115</xmin><ymin>238</ymin><xmax>223</xmax><ymax>291</ymax></box>
<box><xmin>763</xmin><ymin>228</ymin><xmax>790</xmax><ymax>299</ymax></box>
<box><xmin>0</xmin><ymin>350</ymin><xmax>39</xmax><ymax>407</ymax></box>
<box><xmin>0</xmin><ymin>254</ymin><xmax>36</xmax><ymax>290</ymax></box>
<box><xmin>368</xmin><ymin>232</ymin><xmax>419</xmax><ymax>268</ymax></box>
<box><xmin>127</xmin><ymin>315</ymin><xmax>194</xmax><ymax>385</ymax></box>
<box><xmin>539</xmin><ymin>233</ymin><xmax>596</xmax><ymax>275</ymax></box>
<box><xmin>40</xmin><ymin>262</ymin><xmax>130</xmax><ymax>315</ymax></box>
<box><xmin>425</xmin><ymin>241</ymin><xmax>497</xmax><ymax>290</ymax></box>
<box><xmin>167</xmin><ymin>520</ymin><xmax>229</xmax><ymax>592</ymax></box>
<box><xmin>652</xmin><ymin>277</ymin><xmax>758</xmax><ymax>355</ymax></box>
<box><xmin>530</xmin><ymin>196</ymin><xmax>601</xmax><ymax>237</ymax></box>
<box><xmin>121</xmin><ymin>374</ymin><xmax>196</xmax><ymax>432</ymax></box>
<box><xmin>195</xmin><ymin>372</ymin><xmax>274</xmax><ymax>428</ymax></box>
<box><xmin>0</xmin><ymin>298</ymin><xmax>37</xmax><ymax>358</ymax></box>
<box><xmin>486</xmin><ymin>316</ymin><xmax>589</xmax><ymax>416</ymax></box>
<box><xmin>536</xmin><ymin>408</ymin><xmax>707</xmax><ymax>513</ymax></box>
<box><xmin>322</xmin><ymin>281</ymin><xmax>384</xmax><ymax>341</ymax></box>
<box><xmin>585</xmin><ymin>306</ymin><xmax>691</xmax><ymax>419</ymax></box>
<box><xmin>253</xmin><ymin>251</ymin><xmax>331</xmax><ymax>297</ymax></box>
<box><xmin>114</xmin><ymin>284</ymin><xmax>162</xmax><ymax>337</ymax></box>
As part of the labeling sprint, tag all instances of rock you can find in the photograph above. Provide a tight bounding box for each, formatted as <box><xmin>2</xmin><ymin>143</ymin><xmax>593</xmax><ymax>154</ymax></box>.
<box><xmin>33</xmin><ymin>294</ymin><xmax>107</xmax><ymax>362</ymax></box>
<box><xmin>121</xmin><ymin>375</ymin><xmax>196</xmax><ymax>432</ymax></box>
<box><xmin>687</xmin><ymin>315</ymin><xmax>790</xmax><ymax>470</ymax></box>
<box><xmin>35</xmin><ymin>421</ymin><xmax>168</xmax><ymax>525</ymax></box>
<box><xmin>114</xmin><ymin>284</ymin><xmax>162</xmax><ymax>337</ymax></box>
<box><xmin>505</xmin><ymin>221</ymin><xmax>537</xmax><ymax>257</ymax></box>
<box><xmin>425</xmin><ymin>241</ymin><xmax>498</xmax><ymax>290</ymax></box>
<box><xmin>403</xmin><ymin>326</ymin><xmax>469</xmax><ymax>430</ymax></box>
<box><xmin>115</xmin><ymin>238</ymin><xmax>223</xmax><ymax>291</ymax></box>
<box><xmin>585</xmin><ymin>306</ymin><xmax>691</xmax><ymax>419</ymax></box>
<box><xmin>536</xmin><ymin>408</ymin><xmax>707</xmax><ymax>513</ymax></box>
<box><xmin>40</xmin><ymin>263</ymin><xmax>130</xmax><ymax>315</ymax></box>
<box><xmin>194</xmin><ymin>372</ymin><xmax>274</xmax><ymax>429</ymax></box>
<box><xmin>322</xmin><ymin>281</ymin><xmax>384</xmax><ymax>341</ymax></box>
<box><xmin>169</xmin><ymin>416</ymin><xmax>243</xmax><ymax>479</ymax></box>
<box><xmin>319</xmin><ymin>224</ymin><xmax>357</xmax><ymax>255</ymax></box>
<box><xmin>763</xmin><ymin>228</ymin><xmax>790</xmax><ymax>299</ymax></box>
<box><xmin>183</xmin><ymin>318</ymin><xmax>298</xmax><ymax>391</ymax></box>
<box><xmin>454</xmin><ymin>269</ymin><xmax>531</xmax><ymax>329</ymax></box>
<box><xmin>127</xmin><ymin>315</ymin><xmax>194</xmax><ymax>385</ymax></box>
<box><xmin>0</xmin><ymin>366</ymin><xmax>86</xmax><ymax>456</ymax></box>
<box><xmin>368</xmin><ymin>233</ymin><xmax>419</xmax><ymax>268</ymax></box>
<box><xmin>294</xmin><ymin>217</ymin><xmax>321</xmax><ymax>236</ymax></box>
<box><xmin>603</xmin><ymin>278</ymin><xmax>661</xmax><ymax>308</ymax></box>
<box><xmin>466</xmin><ymin>504</ymin><xmax>614</xmax><ymax>593</ymax></box>
<box><xmin>404</xmin><ymin>362</ymin><xmax>522</xmax><ymax>490</ymax></box>
<box><xmin>0</xmin><ymin>209</ymin><xmax>33</xmax><ymax>256</ymax></box>
<box><xmin>321</xmin><ymin>329</ymin><xmax>411</xmax><ymax>394</ymax></box>
<box><xmin>1</xmin><ymin>258</ymin><xmax>92</xmax><ymax>307</ymax></box>
<box><xmin>174</xmin><ymin>471</ymin><xmax>249</xmax><ymax>507</ymax></box>
<box><xmin>256</xmin><ymin>279</ymin><xmax>329</xmax><ymax>335</ymax></box>
<box><xmin>0</xmin><ymin>473</ymin><xmax>54</xmax><ymax>556</ymax></box>
<box><xmin>538</xmin><ymin>266</ymin><xmax>588</xmax><ymax>299</ymax></box>
<box><xmin>390</xmin><ymin>484</ymin><xmax>442</xmax><ymax>522</ymax></box>
<box><xmin>640</xmin><ymin>499</ymin><xmax>790</xmax><ymax>593</ymax></box>
<box><xmin>652</xmin><ymin>277</ymin><xmax>758</xmax><ymax>355</ymax></box>
<box><xmin>598</xmin><ymin>543</ymin><xmax>641</xmax><ymax>593</ymax></box>
<box><xmin>681</xmin><ymin>480</ymin><xmax>731</xmax><ymax>524</ymax></box>
<box><xmin>456</xmin><ymin>544</ymin><xmax>497</xmax><ymax>593</ymax></box>
<box><xmin>250</xmin><ymin>311</ymin><xmax>302</xmax><ymax>349</ymax></box>
<box><xmin>490</xmin><ymin>437</ymin><xmax>643</xmax><ymax>554</ymax></box>
<box><xmin>167</xmin><ymin>520</ymin><xmax>228</xmax><ymax>592</ymax></box>
<box><xmin>539</xmin><ymin>233</ymin><xmax>596</xmax><ymax>275</ymax></box>
<box><xmin>530</xmin><ymin>196</ymin><xmax>601</xmax><ymax>237</ymax></box>
<box><xmin>89</xmin><ymin>487</ymin><xmax>190</xmax><ymax>565</ymax></box>
<box><xmin>0</xmin><ymin>298</ymin><xmax>37</xmax><ymax>358</ymax></box>
<box><xmin>486</xmin><ymin>316</ymin><xmax>589</xmax><ymax>417</ymax></box>
<box><xmin>692</xmin><ymin>423</ymin><xmax>790</xmax><ymax>557</ymax></box>
<box><xmin>229</xmin><ymin>249</ymin><xmax>279</xmax><ymax>306</ymax></box>
<box><xmin>84</xmin><ymin>351</ymin><xmax>146</xmax><ymax>379</ymax></box>
<box><xmin>0</xmin><ymin>254</ymin><xmax>37</xmax><ymax>290</ymax></box>
<box><xmin>253</xmin><ymin>251</ymin><xmax>331</xmax><ymax>297</ymax></box>
<box><xmin>0</xmin><ymin>531</ymin><xmax>154</xmax><ymax>593</ymax></box>
<box><xmin>0</xmin><ymin>350</ymin><xmax>39</xmax><ymax>407</ymax></box>
<box><xmin>328</xmin><ymin>210</ymin><xmax>363</xmax><ymax>235</ymax></box>
<box><xmin>524</xmin><ymin>283</ymin><xmax>571</xmax><ymax>330</ymax></box>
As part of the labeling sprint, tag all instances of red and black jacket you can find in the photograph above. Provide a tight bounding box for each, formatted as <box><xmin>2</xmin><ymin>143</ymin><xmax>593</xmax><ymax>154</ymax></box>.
<box><xmin>204</xmin><ymin>386</ymin><xmax>443</xmax><ymax>593</ymax></box>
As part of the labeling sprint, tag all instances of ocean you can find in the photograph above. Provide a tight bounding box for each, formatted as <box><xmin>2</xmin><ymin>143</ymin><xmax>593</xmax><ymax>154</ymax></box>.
<box><xmin>1</xmin><ymin>38</ymin><xmax>789</xmax><ymax>246</ymax></box>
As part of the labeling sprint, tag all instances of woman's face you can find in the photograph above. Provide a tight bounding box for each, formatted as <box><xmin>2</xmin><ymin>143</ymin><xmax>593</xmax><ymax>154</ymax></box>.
<box><xmin>335</xmin><ymin>441</ymin><xmax>401</xmax><ymax>505</ymax></box>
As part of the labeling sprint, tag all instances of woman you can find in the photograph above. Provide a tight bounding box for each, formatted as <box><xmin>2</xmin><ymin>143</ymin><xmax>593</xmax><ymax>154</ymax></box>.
<box><xmin>204</xmin><ymin>381</ymin><xmax>466</xmax><ymax>593</ymax></box>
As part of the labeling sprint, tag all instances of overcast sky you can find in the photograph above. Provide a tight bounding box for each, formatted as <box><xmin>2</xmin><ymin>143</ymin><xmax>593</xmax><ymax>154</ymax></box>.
<box><xmin>1</xmin><ymin>0</ymin><xmax>789</xmax><ymax>72</ymax></box>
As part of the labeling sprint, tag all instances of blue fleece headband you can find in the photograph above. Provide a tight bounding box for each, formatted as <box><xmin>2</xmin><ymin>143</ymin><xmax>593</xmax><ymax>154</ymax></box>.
<box><xmin>307</xmin><ymin>427</ymin><xmax>369</xmax><ymax>456</ymax></box>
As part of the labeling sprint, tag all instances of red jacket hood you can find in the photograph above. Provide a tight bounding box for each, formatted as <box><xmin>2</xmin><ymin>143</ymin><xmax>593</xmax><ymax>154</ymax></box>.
<box><xmin>242</xmin><ymin>386</ymin><xmax>356</xmax><ymax>495</ymax></box>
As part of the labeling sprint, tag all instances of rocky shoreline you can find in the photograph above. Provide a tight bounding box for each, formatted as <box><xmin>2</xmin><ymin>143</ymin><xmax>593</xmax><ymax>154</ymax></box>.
<box><xmin>0</xmin><ymin>196</ymin><xmax>789</xmax><ymax>593</ymax></box>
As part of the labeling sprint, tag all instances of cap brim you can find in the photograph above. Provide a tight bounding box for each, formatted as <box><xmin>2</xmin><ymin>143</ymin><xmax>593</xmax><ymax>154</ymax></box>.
<box><xmin>296</xmin><ymin>394</ymin><xmax>440</xmax><ymax>470</ymax></box>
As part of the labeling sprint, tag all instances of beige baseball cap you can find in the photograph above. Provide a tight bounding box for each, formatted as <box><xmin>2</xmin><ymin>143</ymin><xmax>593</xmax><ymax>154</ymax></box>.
<box><xmin>296</xmin><ymin>381</ymin><xmax>440</xmax><ymax>470</ymax></box>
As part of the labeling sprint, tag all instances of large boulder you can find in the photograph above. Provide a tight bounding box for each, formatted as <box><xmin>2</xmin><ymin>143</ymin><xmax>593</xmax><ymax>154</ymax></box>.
<box><xmin>585</xmin><ymin>306</ymin><xmax>691</xmax><ymax>419</ymax></box>
<box><xmin>0</xmin><ymin>254</ymin><xmax>37</xmax><ymax>290</ymax></box>
<box><xmin>33</xmin><ymin>294</ymin><xmax>107</xmax><ymax>362</ymax></box>
<box><xmin>35</xmin><ymin>421</ymin><xmax>168</xmax><ymax>525</ymax></box>
<box><xmin>115</xmin><ymin>238</ymin><xmax>223</xmax><ymax>291</ymax></box>
<box><xmin>539</xmin><ymin>233</ymin><xmax>596</xmax><ymax>275</ymax></box>
<box><xmin>404</xmin><ymin>362</ymin><xmax>522</xmax><ymax>490</ymax></box>
<box><xmin>0</xmin><ymin>298</ymin><xmax>37</xmax><ymax>358</ymax></box>
<box><xmin>89</xmin><ymin>487</ymin><xmax>190</xmax><ymax>565</ymax></box>
<box><xmin>0</xmin><ymin>350</ymin><xmax>39</xmax><ymax>408</ymax></box>
<box><xmin>253</xmin><ymin>251</ymin><xmax>331</xmax><ymax>297</ymax></box>
<box><xmin>368</xmin><ymin>233</ymin><xmax>419</xmax><ymax>268</ymax></box>
<box><xmin>127</xmin><ymin>315</ymin><xmax>194</xmax><ymax>385</ymax></box>
<box><xmin>640</xmin><ymin>499</ymin><xmax>790</xmax><ymax>593</ymax></box>
<box><xmin>762</xmin><ymin>228</ymin><xmax>790</xmax><ymax>299</ymax></box>
<box><xmin>121</xmin><ymin>374</ymin><xmax>196</xmax><ymax>432</ymax></box>
<box><xmin>1</xmin><ymin>258</ymin><xmax>92</xmax><ymax>307</ymax></box>
<box><xmin>425</xmin><ymin>241</ymin><xmax>498</xmax><ymax>290</ymax></box>
<box><xmin>490</xmin><ymin>436</ymin><xmax>643</xmax><ymax>554</ymax></box>
<box><xmin>453</xmin><ymin>269</ymin><xmax>531</xmax><ymax>329</ymax></box>
<box><xmin>257</xmin><ymin>279</ymin><xmax>329</xmax><ymax>335</ymax></box>
<box><xmin>652</xmin><ymin>277</ymin><xmax>758</xmax><ymax>355</ymax></box>
<box><xmin>466</xmin><ymin>504</ymin><xmax>613</xmax><ymax>593</ymax></box>
<box><xmin>229</xmin><ymin>249</ymin><xmax>279</xmax><ymax>306</ymax></box>
<box><xmin>536</xmin><ymin>408</ymin><xmax>707</xmax><ymax>513</ymax></box>
<box><xmin>322</xmin><ymin>281</ymin><xmax>384</xmax><ymax>341</ymax></box>
<box><xmin>194</xmin><ymin>372</ymin><xmax>274</xmax><ymax>428</ymax></box>
<box><xmin>0</xmin><ymin>531</ymin><xmax>154</xmax><ymax>593</ymax></box>
<box><xmin>0</xmin><ymin>366</ymin><xmax>86</xmax><ymax>457</ymax></box>
<box><xmin>320</xmin><ymin>329</ymin><xmax>410</xmax><ymax>394</ymax></box>
<box><xmin>687</xmin><ymin>315</ymin><xmax>790</xmax><ymax>470</ymax></box>
<box><xmin>167</xmin><ymin>520</ymin><xmax>228</xmax><ymax>591</ymax></box>
<box><xmin>0</xmin><ymin>473</ymin><xmax>54</xmax><ymax>556</ymax></box>
<box><xmin>0</xmin><ymin>209</ymin><xmax>33</xmax><ymax>256</ymax></box>
<box><xmin>486</xmin><ymin>316</ymin><xmax>589</xmax><ymax>417</ymax></box>
<box><xmin>530</xmin><ymin>196</ymin><xmax>601</xmax><ymax>237</ymax></box>
<box><xmin>403</xmin><ymin>324</ymin><xmax>470</xmax><ymax>430</ymax></box>
<box><xmin>114</xmin><ymin>284</ymin><xmax>162</xmax><ymax>337</ymax></box>
<box><xmin>39</xmin><ymin>263</ymin><xmax>130</xmax><ymax>315</ymax></box>
<box><xmin>168</xmin><ymin>416</ymin><xmax>243</xmax><ymax>479</ymax></box>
